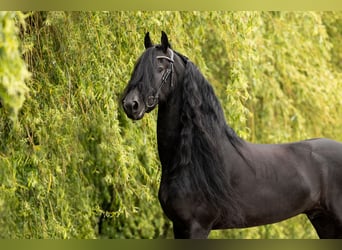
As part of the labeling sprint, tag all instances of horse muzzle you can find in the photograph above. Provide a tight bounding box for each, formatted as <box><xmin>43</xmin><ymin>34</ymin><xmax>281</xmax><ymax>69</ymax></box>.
<box><xmin>122</xmin><ymin>91</ymin><xmax>146</xmax><ymax>120</ymax></box>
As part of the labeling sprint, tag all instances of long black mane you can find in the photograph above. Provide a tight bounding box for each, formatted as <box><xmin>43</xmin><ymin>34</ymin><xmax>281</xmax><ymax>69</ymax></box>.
<box><xmin>175</xmin><ymin>54</ymin><xmax>246</xmax><ymax>226</ymax></box>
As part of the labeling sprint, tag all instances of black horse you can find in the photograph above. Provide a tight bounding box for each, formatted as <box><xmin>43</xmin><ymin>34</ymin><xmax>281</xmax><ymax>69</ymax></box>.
<box><xmin>122</xmin><ymin>31</ymin><xmax>342</xmax><ymax>239</ymax></box>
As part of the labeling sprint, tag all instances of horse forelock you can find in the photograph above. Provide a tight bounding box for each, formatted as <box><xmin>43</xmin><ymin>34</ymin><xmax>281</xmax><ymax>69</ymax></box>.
<box><xmin>126</xmin><ymin>48</ymin><xmax>157</xmax><ymax>94</ymax></box>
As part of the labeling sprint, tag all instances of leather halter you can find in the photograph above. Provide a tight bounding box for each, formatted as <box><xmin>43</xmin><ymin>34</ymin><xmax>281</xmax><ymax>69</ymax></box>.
<box><xmin>146</xmin><ymin>48</ymin><xmax>174</xmax><ymax>108</ymax></box>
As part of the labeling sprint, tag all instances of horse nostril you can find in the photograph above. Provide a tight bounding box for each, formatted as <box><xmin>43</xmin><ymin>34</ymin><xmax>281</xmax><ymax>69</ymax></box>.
<box><xmin>124</xmin><ymin>100</ymin><xmax>140</xmax><ymax>114</ymax></box>
<box><xmin>132</xmin><ymin>101</ymin><xmax>139</xmax><ymax>111</ymax></box>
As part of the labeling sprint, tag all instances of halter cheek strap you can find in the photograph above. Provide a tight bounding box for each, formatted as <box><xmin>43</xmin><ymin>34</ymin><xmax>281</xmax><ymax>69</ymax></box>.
<box><xmin>146</xmin><ymin>48</ymin><xmax>175</xmax><ymax>108</ymax></box>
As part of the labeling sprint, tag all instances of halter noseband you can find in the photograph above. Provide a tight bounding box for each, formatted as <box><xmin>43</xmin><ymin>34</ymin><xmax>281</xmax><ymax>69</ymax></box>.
<box><xmin>146</xmin><ymin>48</ymin><xmax>174</xmax><ymax>108</ymax></box>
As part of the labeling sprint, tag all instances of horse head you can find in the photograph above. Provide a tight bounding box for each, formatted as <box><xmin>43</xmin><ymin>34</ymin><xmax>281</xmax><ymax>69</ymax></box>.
<box><xmin>122</xmin><ymin>31</ymin><xmax>179</xmax><ymax>120</ymax></box>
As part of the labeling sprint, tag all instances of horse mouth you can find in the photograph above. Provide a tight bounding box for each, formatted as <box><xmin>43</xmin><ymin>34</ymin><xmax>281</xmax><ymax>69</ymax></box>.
<box><xmin>125</xmin><ymin>107</ymin><xmax>145</xmax><ymax>120</ymax></box>
<box><xmin>134</xmin><ymin>109</ymin><xmax>145</xmax><ymax>120</ymax></box>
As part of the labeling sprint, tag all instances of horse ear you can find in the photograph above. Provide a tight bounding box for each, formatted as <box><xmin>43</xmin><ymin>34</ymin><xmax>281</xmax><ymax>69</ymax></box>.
<box><xmin>161</xmin><ymin>31</ymin><xmax>171</xmax><ymax>53</ymax></box>
<box><xmin>144</xmin><ymin>32</ymin><xmax>153</xmax><ymax>49</ymax></box>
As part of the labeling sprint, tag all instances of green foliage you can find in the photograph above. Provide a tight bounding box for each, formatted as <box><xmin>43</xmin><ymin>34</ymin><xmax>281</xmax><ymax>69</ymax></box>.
<box><xmin>0</xmin><ymin>11</ymin><xmax>341</xmax><ymax>239</ymax></box>
<box><xmin>0</xmin><ymin>11</ymin><xmax>30</xmax><ymax>121</ymax></box>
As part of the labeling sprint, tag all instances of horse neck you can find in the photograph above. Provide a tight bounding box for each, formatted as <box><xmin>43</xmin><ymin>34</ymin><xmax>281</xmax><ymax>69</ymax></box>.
<box><xmin>157</xmin><ymin>102</ymin><xmax>182</xmax><ymax>176</ymax></box>
<box><xmin>157</xmin><ymin>59</ymin><xmax>247</xmax><ymax>173</ymax></box>
<box><xmin>157</xmin><ymin>55</ymin><xmax>185</xmax><ymax>169</ymax></box>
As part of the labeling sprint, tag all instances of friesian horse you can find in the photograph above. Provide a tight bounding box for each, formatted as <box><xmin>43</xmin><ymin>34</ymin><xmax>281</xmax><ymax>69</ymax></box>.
<box><xmin>122</xmin><ymin>31</ymin><xmax>342</xmax><ymax>239</ymax></box>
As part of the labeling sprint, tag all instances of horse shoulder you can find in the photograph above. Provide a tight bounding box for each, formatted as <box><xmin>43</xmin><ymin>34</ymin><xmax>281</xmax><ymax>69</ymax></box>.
<box><xmin>158</xmin><ymin>176</ymin><xmax>219</xmax><ymax>230</ymax></box>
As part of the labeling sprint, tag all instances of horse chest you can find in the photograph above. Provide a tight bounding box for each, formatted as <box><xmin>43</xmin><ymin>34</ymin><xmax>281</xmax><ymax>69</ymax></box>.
<box><xmin>158</xmin><ymin>179</ymin><xmax>183</xmax><ymax>221</ymax></box>
<box><xmin>158</xmin><ymin>174</ymin><xmax>193</xmax><ymax>209</ymax></box>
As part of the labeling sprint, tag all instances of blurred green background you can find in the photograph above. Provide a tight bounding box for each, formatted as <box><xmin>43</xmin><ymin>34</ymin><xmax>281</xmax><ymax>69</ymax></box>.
<box><xmin>0</xmin><ymin>11</ymin><xmax>341</xmax><ymax>238</ymax></box>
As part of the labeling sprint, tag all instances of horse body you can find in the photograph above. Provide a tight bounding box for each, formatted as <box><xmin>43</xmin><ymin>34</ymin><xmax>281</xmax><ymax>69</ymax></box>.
<box><xmin>122</xmin><ymin>31</ymin><xmax>342</xmax><ymax>238</ymax></box>
<box><xmin>231</xmin><ymin>140</ymin><xmax>324</xmax><ymax>227</ymax></box>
